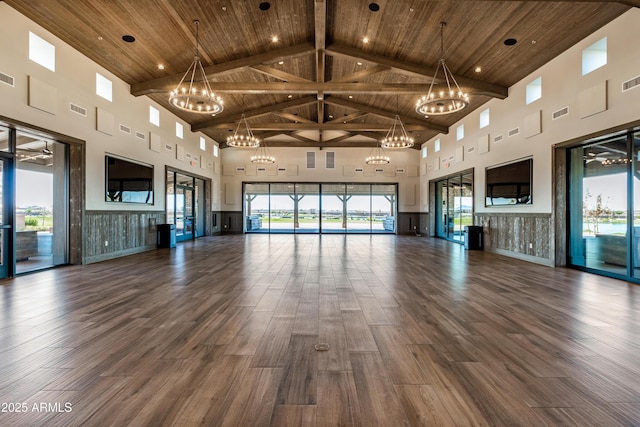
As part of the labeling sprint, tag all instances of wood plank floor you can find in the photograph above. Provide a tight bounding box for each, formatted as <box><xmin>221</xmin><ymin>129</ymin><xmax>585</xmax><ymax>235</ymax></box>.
<box><xmin>1</xmin><ymin>234</ymin><xmax>640</xmax><ymax>426</ymax></box>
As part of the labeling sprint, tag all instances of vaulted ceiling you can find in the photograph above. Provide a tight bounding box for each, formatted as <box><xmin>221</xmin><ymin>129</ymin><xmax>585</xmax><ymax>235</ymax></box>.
<box><xmin>6</xmin><ymin>0</ymin><xmax>637</xmax><ymax>149</ymax></box>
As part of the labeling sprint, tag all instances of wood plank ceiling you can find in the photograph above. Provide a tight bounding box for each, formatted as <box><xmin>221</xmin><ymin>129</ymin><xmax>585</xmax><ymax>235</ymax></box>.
<box><xmin>5</xmin><ymin>0</ymin><xmax>636</xmax><ymax>149</ymax></box>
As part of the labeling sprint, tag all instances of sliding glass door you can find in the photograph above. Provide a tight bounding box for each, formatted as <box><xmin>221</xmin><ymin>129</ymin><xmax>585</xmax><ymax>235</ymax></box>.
<box><xmin>243</xmin><ymin>183</ymin><xmax>397</xmax><ymax>234</ymax></box>
<box><xmin>568</xmin><ymin>130</ymin><xmax>640</xmax><ymax>281</ymax></box>
<box><xmin>434</xmin><ymin>171</ymin><xmax>474</xmax><ymax>243</ymax></box>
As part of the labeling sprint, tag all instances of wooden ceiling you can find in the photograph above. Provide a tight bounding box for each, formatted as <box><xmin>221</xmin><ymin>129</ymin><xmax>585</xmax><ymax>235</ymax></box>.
<box><xmin>6</xmin><ymin>0</ymin><xmax>636</xmax><ymax>149</ymax></box>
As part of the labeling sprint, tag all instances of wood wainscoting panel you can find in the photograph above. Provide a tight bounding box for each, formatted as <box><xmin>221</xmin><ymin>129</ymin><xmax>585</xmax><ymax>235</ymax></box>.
<box><xmin>475</xmin><ymin>212</ymin><xmax>553</xmax><ymax>266</ymax></box>
<box><xmin>83</xmin><ymin>210</ymin><xmax>165</xmax><ymax>263</ymax></box>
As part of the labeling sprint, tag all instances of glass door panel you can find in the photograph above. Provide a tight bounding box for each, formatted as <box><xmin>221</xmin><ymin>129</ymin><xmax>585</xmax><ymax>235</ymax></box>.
<box><xmin>269</xmin><ymin>183</ymin><xmax>295</xmax><ymax>233</ymax></box>
<box><xmin>295</xmin><ymin>183</ymin><xmax>320</xmax><ymax>233</ymax></box>
<box><xmin>577</xmin><ymin>137</ymin><xmax>628</xmax><ymax>275</ymax></box>
<box><xmin>245</xmin><ymin>183</ymin><xmax>269</xmax><ymax>232</ymax></box>
<box><xmin>321</xmin><ymin>184</ymin><xmax>346</xmax><ymax>233</ymax></box>
<box><xmin>435</xmin><ymin>180</ymin><xmax>446</xmax><ymax>238</ymax></box>
<box><xmin>372</xmin><ymin>184</ymin><xmax>395</xmax><ymax>233</ymax></box>
<box><xmin>460</xmin><ymin>172</ymin><xmax>474</xmax><ymax>236</ymax></box>
<box><xmin>0</xmin><ymin>157</ymin><xmax>9</xmax><ymax>278</ymax></box>
<box><xmin>447</xmin><ymin>176</ymin><xmax>461</xmax><ymax>241</ymax></box>
<box><xmin>346</xmin><ymin>184</ymin><xmax>371</xmax><ymax>233</ymax></box>
<box><xmin>633</xmin><ymin>132</ymin><xmax>640</xmax><ymax>278</ymax></box>
<box><xmin>166</xmin><ymin>171</ymin><xmax>175</xmax><ymax>225</ymax></box>
<box><xmin>15</xmin><ymin>135</ymin><xmax>68</xmax><ymax>274</ymax></box>
<box><xmin>175</xmin><ymin>186</ymin><xmax>185</xmax><ymax>238</ymax></box>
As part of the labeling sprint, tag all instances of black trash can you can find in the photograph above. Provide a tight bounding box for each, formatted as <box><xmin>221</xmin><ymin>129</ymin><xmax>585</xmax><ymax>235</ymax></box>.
<box><xmin>157</xmin><ymin>224</ymin><xmax>176</xmax><ymax>248</ymax></box>
<box><xmin>464</xmin><ymin>225</ymin><xmax>483</xmax><ymax>250</ymax></box>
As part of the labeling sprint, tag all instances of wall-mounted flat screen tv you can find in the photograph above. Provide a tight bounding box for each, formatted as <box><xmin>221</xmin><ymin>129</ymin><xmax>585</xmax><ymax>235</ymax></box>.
<box><xmin>105</xmin><ymin>155</ymin><xmax>154</xmax><ymax>204</ymax></box>
<box><xmin>485</xmin><ymin>158</ymin><xmax>532</xmax><ymax>206</ymax></box>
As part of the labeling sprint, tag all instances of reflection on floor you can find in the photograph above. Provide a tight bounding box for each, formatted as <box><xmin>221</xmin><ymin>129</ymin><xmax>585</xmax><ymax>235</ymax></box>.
<box><xmin>16</xmin><ymin>255</ymin><xmax>54</xmax><ymax>274</ymax></box>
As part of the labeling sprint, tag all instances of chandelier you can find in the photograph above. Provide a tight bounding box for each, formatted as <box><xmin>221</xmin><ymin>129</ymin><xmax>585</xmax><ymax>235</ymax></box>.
<box><xmin>227</xmin><ymin>113</ymin><xmax>260</xmax><ymax>148</ymax></box>
<box><xmin>251</xmin><ymin>141</ymin><xmax>275</xmax><ymax>164</ymax></box>
<box><xmin>415</xmin><ymin>22</ymin><xmax>469</xmax><ymax>116</ymax></box>
<box><xmin>169</xmin><ymin>20</ymin><xmax>224</xmax><ymax>114</ymax></box>
<box><xmin>365</xmin><ymin>141</ymin><xmax>390</xmax><ymax>165</ymax></box>
<box><xmin>380</xmin><ymin>114</ymin><xmax>414</xmax><ymax>149</ymax></box>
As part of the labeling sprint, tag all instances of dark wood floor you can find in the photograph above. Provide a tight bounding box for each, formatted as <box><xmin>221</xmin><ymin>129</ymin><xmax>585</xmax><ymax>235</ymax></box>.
<box><xmin>1</xmin><ymin>235</ymin><xmax>640</xmax><ymax>426</ymax></box>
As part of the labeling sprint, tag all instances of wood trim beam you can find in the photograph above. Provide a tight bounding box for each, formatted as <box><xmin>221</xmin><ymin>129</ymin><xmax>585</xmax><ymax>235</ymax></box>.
<box><xmin>258</xmin><ymin>139</ymin><xmax>384</xmax><ymax>148</ymax></box>
<box><xmin>326</xmin><ymin>43</ymin><xmax>508</xmax><ymax>99</ymax></box>
<box><xmin>131</xmin><ymin>43</ymin><xmax>315</xmax><ymax>96</ymax></box>
<box><xmin>325</xmin><ymin>96</ymin><xmax>449</xmax><ymax>134</ymax></box>
<box><xmin>315</xmin><ymin>0</ymin><xmax>327</xmax><ymax>125</ymax></box>
<box><xmin>273</xmin><ymin>112</ymin><xmax>316</xmax><ymax>124</ymax></box>
<box><xmin>250</xmin><ymin>65</ymin><xmax>312</xmax><ymax>83</ymax></box>
<box><xmin>191</xmin><ymin>96</ymin><xmax>317</xmax><ymax>131</ymax></box>
<box><xmin>330</xmin><ymin>64</ymin><xmax>391</xmax><ymax>83</ymax></box>
<box><xmin>172</xmin><ymin>81</ymin><xmax>457</xmax><ymax>94</ymax></box>
<box><xmin>460</xmin><ymin>0</ymin><xmax>639</xmax><ymax>5</ymax></box>
<box><xmin>205</xmin><ymin>123</ymin><xmax>435</xmax><ymax>131</ymax></box>
<box><xmin>327</xmin><ymin>112</ymin><xmax>369</xmax><ymax>124</ymax></box>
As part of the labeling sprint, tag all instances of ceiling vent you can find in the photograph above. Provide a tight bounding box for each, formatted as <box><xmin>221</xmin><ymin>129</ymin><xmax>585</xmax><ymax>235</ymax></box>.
<box><xmin>494</xmin><ymin>134</ymin><xmax>504</xmax><ymax>143</ymax></box>
<box><xmin>69</xmin><ymin>103</ymin><xmax>87</xmax><ymax>117</ymax></box>
<box><xmin>135</xmin><ymin>131</ymin><xmax>146</xmax><ymax>140</ymax></box>
<box><xmin>508</xmin><ymin>128</ymin><xmax>520</xmax><ymax>137</ymax></box>
<box><xmin>306</xmin><ymin>151</ymin><xmax>316</xmax><ymax>168</ymax></box>
<box><xmin>552</xmin><ymin>106</ymin><xmax>569</xmax><ymax>120</ymax></box>
<box><xmin>622</xmin><ymin>75</ymin><xmax>640</xmax><ymax>92</ymax></box>
<box><xmin>0</xmin><ymin>71</ymin><xmax>15</xmax><ymax>87</ymax></box>
<box><xmin>119</xmin><ymin>124</ymin><xmax>131</xmax><ymax>134</ymax></box>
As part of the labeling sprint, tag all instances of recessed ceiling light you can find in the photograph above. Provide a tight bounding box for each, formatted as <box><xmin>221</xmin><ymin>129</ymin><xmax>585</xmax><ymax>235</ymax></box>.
<box><xmin>475</xmin><ymin>66</ymin><xmax>482</xmax><ymax>73</ymax></box>
<box><xmin>531</xmin><ymin>40</ymin><xmax>537</xmax><ymax>45</ymax></box>
<box><xmin>122</xmin><ymin>35</ymin><xmax>136</xmax><ymax>43</ymax></box>
<box><xmin>410</xmin><ymin>7</ymin><xmax>414</xmax><ymax>12</ymax></box>
<box><xmin>278</xmin><ymin>61</ymin><xmax>284</xmax><ymax>65</ymax></box>
<box><xmin>362</xmin><ymin>37</ymin><xmax>369</xmax><ymax>44</ymax></box>
<box><xmin>357</xmin><ymin>62</ymin><xmax>363</xmax><ymax>66</ymax></box>
<box><xmin>259</xmin><ymin>2</ymin><xmax>271</xmax><ymax>11</ymax></box>
<box><xmin>348</xmin><ymin>95</ymin><xmax>353</xmax><ymax>99</ymax></box>
<box><xmin>287</xmin><ymin>94</ymin><xmax>293</xmax><ymax>98</ymax></box>
<box><xmin>369</xmin><ymin>3</ymin><xmax>380</xmax><ymax>12</ymax></box>
<box><xmin>222</xmin><ymin>6</ymin><xmax>227</xmax><ymax>11</ymax></box>
<box><xmin>271</xmin><ymin>35</ymin><xmax>279</xmax><ymax>43</ymax></box>
<box><xmin>158</xmin><ymin>64</ymin><xmax>165</xmax><ymax>70</ymax></box>
<box><xmin>97</xmin><ymin>36</ymin><xmax>103</xmax><ymax>41</ymax></box>
<box><xmin>329</xmin><ymin>115</ymin><xmax>334</xmax><ymax>119</ymax></box>
<box><xmin>504</xmin><ymin>38</ymin><xmax>517</xmax><ymax>46</ymax></box>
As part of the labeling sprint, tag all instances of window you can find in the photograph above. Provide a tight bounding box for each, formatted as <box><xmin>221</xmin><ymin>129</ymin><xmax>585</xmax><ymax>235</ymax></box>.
<box><xmin>582</xmin><ymin>37</ymin><xmax>607</xmax><ymax>76</ymax></box>
<box><xmin>29</xmin><ymin>32</ymin><xmax>55</xmax><ymax>71</ymax></box>
<box><xmin>456</xmin><ymin>125</ymin><xmax>464</xmax><ymax>141</ymax></box>
<box><xmin>422</xmin><ymin>147</ymin><xmax>427</xmax><ymax>158</ymax></box>
<box><xmin>526</xmin><ymin>77</ymin><xmax>542</xmax><ymax>105</ymax></box>
<box><xmin>479</xmin><ymin>108</ymin><xmax>490</xmax><ymax>129</ymax></box>
<box><xmin>149</xmin><ymin>106</ymin><xmax>160</xmax><ymax>126</ymax></box>
<box><xmin>434</xmin><ymin>138</ymin><xmax>441</xmax><ymax>153</ymax></box>
<box><xmin>176</xmin><ymin>122</ymin><xmax>183</xmax><ymax>139</ymax></box>
<box><xmin>96</xmin><ymin>73</ymin><xmax>112</xmax><ymax>102</ymax></box>
<box><xmin>200</xmin><ymin>137</ymin><xmax>206</xmax><ymax>151</ymax></box>
<box><xmin>213</xmin><ymin>144</ymin><xmax>219</xmax><ymax>157</ymax></box>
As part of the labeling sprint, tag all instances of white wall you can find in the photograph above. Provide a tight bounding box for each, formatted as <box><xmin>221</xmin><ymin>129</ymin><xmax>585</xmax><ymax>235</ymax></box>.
<box><xmin>421</xmin><ymin>8</ymin><xmax>640</xmax><ymax>214</ymax></box>
<box><xmin>220</xmin><ymin>146</ymin><xmax>421</xmax><ymax>212</ymax></box>
<box><xmin>0</xmin><ymin>3</ymin><xmax>221</xmax><ymax>212</ymax></box>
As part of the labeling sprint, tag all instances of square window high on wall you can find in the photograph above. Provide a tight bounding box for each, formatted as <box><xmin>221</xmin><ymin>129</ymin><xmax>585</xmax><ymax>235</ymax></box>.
<box><xmin>96</xmin><ymin>73</ymin><xmax>112</xmax><ymax>102</ymax></box>
<box><xmin>526</xmin><ymin>77</ymin><xmax>542</xmax><ymax>105</ymax></box>
<box><xmin>582</xmin><ymin>37</ymin><xmax>607</xmax><ymax>76</ymax></box>
<box><xmin>29</xmin><ymin>32</ymin><xmax>55</xmax><ymax>72</ymax></box>
<box><xmin>149</xmin><ymin>106</ymin><xmax>160</xmax><ymax>126</ymax></box>
<box><xmin>480</xmin><ymin>108</ymin><xmax>490</xmax><ymax>128</ymax></box>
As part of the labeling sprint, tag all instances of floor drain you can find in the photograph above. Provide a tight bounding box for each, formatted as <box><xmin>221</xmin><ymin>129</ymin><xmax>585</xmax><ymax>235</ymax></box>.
<box><xmin>314</xmin><ymin>343</ymin><xmax>330</xmax><ymax>351</ymax></box>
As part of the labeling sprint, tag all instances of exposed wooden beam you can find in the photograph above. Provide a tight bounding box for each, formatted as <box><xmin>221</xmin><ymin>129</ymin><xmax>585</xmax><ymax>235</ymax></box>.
<box><xmin>257</xmin><ymin>139</ymin><xmax>387</xmax><ymax>148</ymax></box>
<box><xmin>206</xmin><ymin>123</ymin><xmax>435</xmax><ymax>131</ymax></box>
<box><xmin>289</xmin><ymin>132</ymin><xmax>318</xmax><ymax>144</ymax></box>
<box><xmin>131</xmin><ymin>43</ymin><xmax>315</xmax><ymax>96</ymax></box>
<box><xmin>191</xmin><ymin>96</ymin><xmax>317</xmax><ymax>131</ymax></box>
<box><xmin>330</xmin><ymin>64</ymin><xmax>391</xmax><ymax>83</ymax></box>
<box><xmin>461</xmin><ymin>0</ymin><xmax>639</xmax><ymax>5</ymax></box>
<box><xmin>172</xmin><ymin>81</ymin><xmax>457</xmax><ymax>94</ymax></box>
<box><xmin>250</xmin><ymin>65</ymin><xmax>312</xmax><ymax>83</ymax></box>
<box><xmin>325</xmin><ymin>96</ymin><xmax>449</xmax><ymax>134</ymax></box>
<box><xmin>315</xmin><ymin>0</ymin><xmax>327</xmax><ymax>125</ymax></box>
<box><xmin>326</xmin><ymin>43</ymin><xmax>508</xmax><ymax>99</ymax></box>
<box><xmin>327</xmin><ymin>112</ymin><xmax>369</xmax><ymax>124</ymax></box>
<box><xmin>273</xmin><ymin>112</ymin><xmax>316</xmax><ymax>124</ymax></box>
